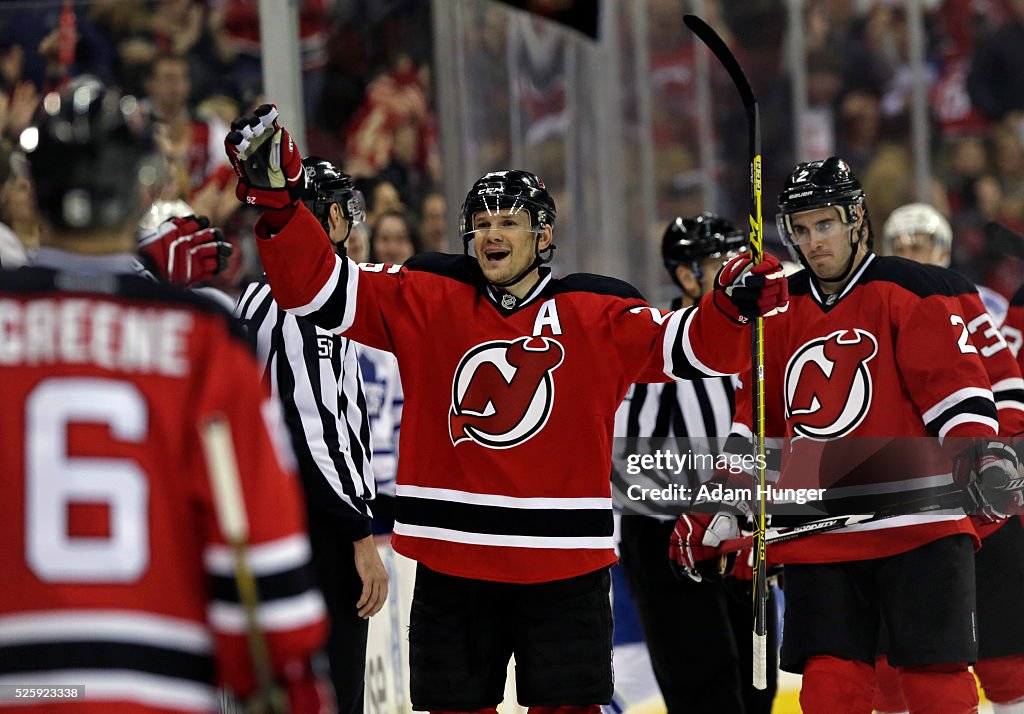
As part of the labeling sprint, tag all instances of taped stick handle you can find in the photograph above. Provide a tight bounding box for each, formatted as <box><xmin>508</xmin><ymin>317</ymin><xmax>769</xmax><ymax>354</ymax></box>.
<box><xmin>201</xmin><ymin>416</ymin><xmax>288</xmax><ymax>714</ymax></box>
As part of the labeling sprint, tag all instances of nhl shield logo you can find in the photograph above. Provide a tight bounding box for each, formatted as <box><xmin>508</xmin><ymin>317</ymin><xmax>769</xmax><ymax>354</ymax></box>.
<box><xmin>785</xmin><ymin>328</ymin><xmax>879</xmax><ymax>439</ymax></box>
<box><xmin>449</xmin><ymin>336</ymin><xmax>565</xmax><ymax>448</ymax></box>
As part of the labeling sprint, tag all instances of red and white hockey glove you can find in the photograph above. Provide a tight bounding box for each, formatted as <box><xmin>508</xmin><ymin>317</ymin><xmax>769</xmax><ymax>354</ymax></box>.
<box><xmin>953</xmin><ymin>440</ymin><xmax>1023</xmax><ymax>522</ymax></box>
<box><xmin>137</xmin><ymin>215</ymin><xmax>232</xmax><ymax>286</ymax></box>
<box><xmin>224</xmin><ymin>104</ymin><xmax>306</xmax><ymax>210</ymax></box>
<box><xmin>669</xmin><ymin>511</ymin><xmax>739</xmax><ymax>583</ymax></box>
<box><xmin>713</xmin><ymin>252</ymin><xmax>789</xmax><ymax>324</ymax></box>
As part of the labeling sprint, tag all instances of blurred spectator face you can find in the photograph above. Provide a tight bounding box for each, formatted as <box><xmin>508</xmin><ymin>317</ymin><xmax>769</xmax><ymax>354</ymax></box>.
<box><xmin>951</xmin><ymin>137</ymin><xmax>988</xmax><ymax>179</ymax></box>
<box><xmin>975</xmin><ymin>175</ymin><xmax>1003</xmax><ymax>219</ymax></box>
<box><xmin>993</xmin><ymin>127</ymin><xmax>1024</xmax><ymax>179</ymax></box>
<box><xmin>0</xmin><ymin>174</ymin><xmax>37</xmax><ymax>228</ymax></box>
<box><xmin>146</xmin><ymin>56</ymin><xmax>191</xmax><ymax>116</ymax></box>
<box><xmin>839</xmin><ymin>91</ymin><xmax>881</xmax><ymax>148</ymax></box>
<box><xmin>392</xmin><ymin>121</ymin><xmax>418</xmax><ymax>167</ymax></box>
<box><xmin>420</xmin><ymin>193</ymin><xmax>447</xmax><ymax>252</ymax></box>
<box><xmin>371</xmin><ymin>181</ymin><xmax>405</xmax><ymax>221</ymax></box>
<box><xmin>372</xmin><ymin>213</ymin><xmax>416</xmax><ymax>264</ymax></box>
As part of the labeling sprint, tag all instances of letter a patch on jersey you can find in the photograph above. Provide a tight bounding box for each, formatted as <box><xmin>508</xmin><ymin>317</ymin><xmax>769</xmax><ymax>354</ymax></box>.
<box><xmin>449</xmin><ymin>336</ymin><xmax>565</xmax><ymax>449</ymax></box>
<box><xmin>785</xmin><ymin>328</ymin><xmax>878</xmax><ymax>439</ymax></box>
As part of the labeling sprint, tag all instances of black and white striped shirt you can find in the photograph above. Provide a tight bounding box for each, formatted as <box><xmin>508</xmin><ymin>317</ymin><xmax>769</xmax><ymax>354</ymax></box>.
<box><xmin>613</xmin><ymin>375</ymin><xmax>737</xmax><ymax>520</ymax></box>
<box><xmin>236</xmin><ymin>279</ymin><xmax>375</xmax><ymax>538</ymax></box>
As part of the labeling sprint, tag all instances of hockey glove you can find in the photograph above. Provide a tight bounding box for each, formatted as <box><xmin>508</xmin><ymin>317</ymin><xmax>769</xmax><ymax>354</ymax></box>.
<box><xmin>713</xmin><ymin>252</ymin><xmax>789</xmax><ymax>324</ymax></box>
<box><xmin>953</xmin><ymin>440</ymin><xmax>1024</xmax><ymax>522</ymax></box>
<box><xmin>670</xmin><ymin>511</ymin><xmax>739</xmax><ymax>583</ymax></box>
<box><xmin>137</xmin><ymin>215</ymin><xmax>232</xmax><ymax>286</ymax></box>
<box><xmin>224</xmin><ymin>104</ymin><xmax>306</xmax><ymax>210</ymax></box>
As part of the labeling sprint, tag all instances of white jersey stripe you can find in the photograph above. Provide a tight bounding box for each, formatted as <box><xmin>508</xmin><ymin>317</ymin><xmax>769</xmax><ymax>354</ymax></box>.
<box><xmin>991</xmin><ymin>377</ymin><xmax>1024</xmax><ymax>392</ymax></box>
<box><xmin>939</xmin><ymin>413</ymin><xmax>1000</xmax><ymax>440</ymax></box>
<box><xmin>0</xmin><ymin>611</ymin><xmax>211</xmax><ymax>652</ymax></box>
<box><xmin>922</xmin><ymin>386</ymin><xmax>995</xmax><ymax>424</ymax></box>
<box><xmin>204</xmin><ymin>534</ymin><xmax>311</xmax><ymax>576</ymax></box>
<box><xmin>208</xmin><ymin>590</ymin><xmax>326</xmax><ymax>634</ymax></box>
<box><xmin>393</xmin><ymin>521</ymin><xmax>615</xmax><ymax>549</ymax></box>
<box><xmin>0</xmin><ymin>671</ymin><xmax>217</xmax><ymax>711</ymax></box>
<box><xmin>678</xmin><ymin>307</ymin><xmax>731</xmax><ymax>377</ymax></box>
<box><xmin>289</xmin><ymin>254</ymin><xmax>343</xmax><ymax>317</ymax></box>
<box><xmin>396</xmin><ymin>484</ymin><xmax>611</xmax><ymax>510</ymax></box>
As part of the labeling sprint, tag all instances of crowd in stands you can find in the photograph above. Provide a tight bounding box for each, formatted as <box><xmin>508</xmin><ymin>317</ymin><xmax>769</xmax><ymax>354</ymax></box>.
<box><xmin>1</xmin><ymin>0</ymin><xmax>1024</xmax><ymax>300</ymax></box>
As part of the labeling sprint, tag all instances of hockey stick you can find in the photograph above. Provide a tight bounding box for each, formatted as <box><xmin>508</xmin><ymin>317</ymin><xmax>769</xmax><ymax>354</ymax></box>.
<box><xmin>717</xmin><ymin>476</ymin><xmax>1024</xmax><ymax>554</ymax></box>
<box><xmin>201</xmin><ymin>416</ymin><xmax>288</xmax><ymax>714</ymax></box>
<box><xmin>983</xmin><ymin>221</ymin><xmax>1024</xmax><ymax>261</ymax></box>
<box><xmin>683</xmin><ymin>14</ymin><xmax>769</xmax><ymax>691</ymax></box>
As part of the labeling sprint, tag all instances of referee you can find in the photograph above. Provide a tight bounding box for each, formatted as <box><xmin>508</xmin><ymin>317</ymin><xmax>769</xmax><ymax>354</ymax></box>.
<box><xmin>615</xmin><ymin>214</ymin><xmax>777</xmax><ymax>714</ymax></box>
<box><xmin>234</xmin><ymin>157</ymin><xmax>387</xmax><ymax>714</ymax></box>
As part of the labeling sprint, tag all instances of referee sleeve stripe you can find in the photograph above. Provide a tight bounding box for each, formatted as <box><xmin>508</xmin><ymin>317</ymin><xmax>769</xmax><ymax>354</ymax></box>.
<box><xmin>289</xmin><ymin>317</ymin><xmax>370</xmax><ymax>515</ymax></box>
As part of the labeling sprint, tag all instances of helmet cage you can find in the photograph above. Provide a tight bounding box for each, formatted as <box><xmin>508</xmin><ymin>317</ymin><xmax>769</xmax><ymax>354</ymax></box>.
<box><xmin>776</xmin><ymin>196</ymin><xmax>864</xmax><ymax>248</ymax></box>
<box><xmin>300</xmin><ymin>157</ymin><xmax>366</xmax><ymax>240</ymax></box>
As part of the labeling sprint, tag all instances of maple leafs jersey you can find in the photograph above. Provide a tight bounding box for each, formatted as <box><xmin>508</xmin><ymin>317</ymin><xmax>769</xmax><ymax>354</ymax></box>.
<box><xmin>255</xmin><ymin>203</ymin><xmax>754</xmax><ymax>583</ymax></box>
<box><xmin>733</xmin><ymin>254</ymin><xmax>999</xmax><ymax>564</ymax></box>
<box><xmin>0</xmin><ymin>253</ymin><xmax>326</xmax><ymax>713</ymax></box>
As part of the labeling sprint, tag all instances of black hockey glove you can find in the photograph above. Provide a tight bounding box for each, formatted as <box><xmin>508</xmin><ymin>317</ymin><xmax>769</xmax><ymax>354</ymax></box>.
<box><xmin>953</xmin><ymin>440</ymin><xmax>1024</xmax><ymax>522</ymax></box>
<box><xmin>224</xmin><ymin>104</ymin><xmax>306</xmax><ymax>210</ymax></box>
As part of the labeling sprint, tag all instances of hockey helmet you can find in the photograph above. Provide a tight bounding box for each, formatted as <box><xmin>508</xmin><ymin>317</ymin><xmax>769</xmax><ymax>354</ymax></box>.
<box><xmin>662</xmin><ymin>212</ymin><xmax>747</xmax><ymax>281</ymax></box>
<box><xmin>301</xmin><ymin>156</ymin><xmax>366</xmax><ymax>232</ymax></box>
<box><xmin>776</xmin><ymin>157</ymin><xmax>866</xmax><ymax>248</ymax></box>
<box><xmin>21</xmin><ymin>76</ymin><xmax>160</xmax><ymax>232</ymax></box>
<box><xmin>882</xmin><ymin>202</ymin><xmax>952</xmax><ymax>266</ymax></box>
<box><xmin>459</xmin><ymin>169</ymin><xmax>556</xmax><ymax>241</ymax></box>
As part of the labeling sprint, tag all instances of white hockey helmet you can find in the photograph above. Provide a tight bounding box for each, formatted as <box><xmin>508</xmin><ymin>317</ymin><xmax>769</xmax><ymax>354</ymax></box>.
<box><xmin>882</xmin><ymin>203</ymin><xmax>953</xmax><ymax>267</ymax></box>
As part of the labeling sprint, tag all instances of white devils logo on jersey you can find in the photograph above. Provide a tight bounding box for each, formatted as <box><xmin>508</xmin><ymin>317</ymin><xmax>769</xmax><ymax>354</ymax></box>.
<box><xmin>785</xmin><ymin>329</ymin><xmax>879</xmax><ymax>439</ymax></box>
<box><xmin>449</xmin><ymin>336</ymin><xmax>564</xmax><ymax>449</ymax></box>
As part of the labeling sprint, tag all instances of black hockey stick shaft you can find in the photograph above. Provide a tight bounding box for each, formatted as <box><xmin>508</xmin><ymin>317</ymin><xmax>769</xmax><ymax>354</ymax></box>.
<box><xmin>683</xmin><ymin>14</ymin><xmax>769</xmax><ymax>691</ymax></box>
<box><xmin>718</xmin><ymin>476</ymin><xmax>1024</xmax><ymax>554</ymax></box>
<box><xmin>983</xmin><ymin>221</ymin><xmax>1024</xmax><ymax>260</ymax></box>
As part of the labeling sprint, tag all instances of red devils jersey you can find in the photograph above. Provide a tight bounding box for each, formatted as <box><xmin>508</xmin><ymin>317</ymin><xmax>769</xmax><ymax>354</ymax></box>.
<box><xmin>255</xmin><ymin>204</ymin><xmax>754</xmax><ymax>583</ymax></box>
<box><xmin>733</xmin><ymin>254</ymin><xmax>999</xmax><ymax>564</ymax></box>
<box><xmin>0</xmin><ymin>255</ymin><xmax>326</xmax><ymax>712</ymax></box>
<box><xmin>929</xmin><ymin>267</ymin><xmax>1024</xmax><ymax>437</ymax></box>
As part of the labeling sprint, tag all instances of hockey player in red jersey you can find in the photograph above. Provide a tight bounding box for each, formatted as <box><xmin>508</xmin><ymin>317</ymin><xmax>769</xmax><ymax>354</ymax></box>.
<box><xmin>671</xmin><ymin>157</ymin><xmax>1018</xmax><ymax>714</ymax></box>
<box><xmin>871</xmin><ymin>203</ymin><xmax>1024</xmax><ymax>714</ymax></box>
<box><xmin>223</xmin><ymin>103</ymin><xmax>789</xmax><ymax>714</ymax></box>
<box><xmin>0</xmin><ymin>79</ymin><xmax>328</xmax><ymax>713</ymax></box>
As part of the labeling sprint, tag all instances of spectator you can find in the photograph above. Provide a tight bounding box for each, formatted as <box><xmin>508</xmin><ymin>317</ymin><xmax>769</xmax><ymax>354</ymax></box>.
<box><xmin>143</xmin><ymin>53</ymin><xmax>229</xmax><ymax>201</ymax></box>
<box><xmin>968</xmin><ymin>0</ymin><xmax>1024</xmax><ymax>122</ymax></box>
<box><xmin>419</xmin><ymin>190</ymin><xmax>448</xmax><ymax>252</ymax></box>
<box><xmin>370</xmin><ymin>210</ymin><xmax>421</xmax><ymax>264</ymax></box>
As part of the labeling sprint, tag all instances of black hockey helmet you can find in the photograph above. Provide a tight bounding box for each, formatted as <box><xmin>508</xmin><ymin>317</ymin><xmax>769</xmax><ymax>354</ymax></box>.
<box><xmin>662</xmin><ymin>212</ymin><xmax>747</xmax><ymax>281</ymax></box>
<box><xmin>21</xmin><ymin>76</ymin><xmax>160</xmax><ymax>232</ymax></box>
<box><xmin>776</xmin><ymin>156</ymin><xmax>867</xmax><ymax>248</ymax></box>
<box><xmin>459</xmin><ymin>169</ymin><xmax>556</xmax><ymax>240</ymax></box>
<box><xmin>301</xmin><ymin>156</ymin><xmax>366</xmax><ymax>238</ymax></box>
